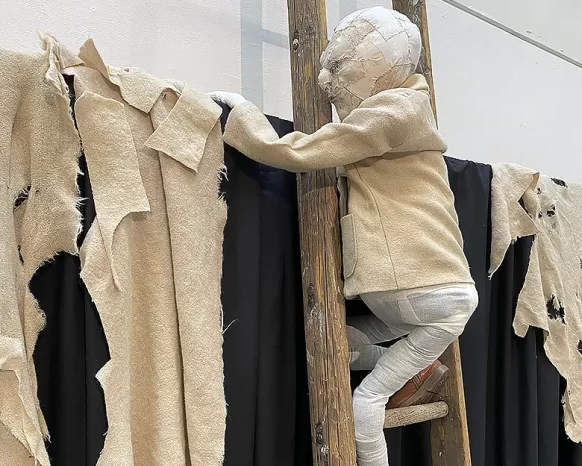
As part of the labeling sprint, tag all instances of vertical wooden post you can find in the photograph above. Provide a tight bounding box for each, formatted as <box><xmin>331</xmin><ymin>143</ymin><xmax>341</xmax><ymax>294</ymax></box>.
<box><xmin>392</xmin><ymin>2</ymin><xmax>472</xmax><ymax>465</ymax></box>
<box><xmin>392</xmin><ymin>0</ymin><xmax>438</xmax><ymax>117</ymax></box>
<box><xmin>286</xmin><ymin>0</ymin><xmax>357</xmax><ymax>465</ymax></box>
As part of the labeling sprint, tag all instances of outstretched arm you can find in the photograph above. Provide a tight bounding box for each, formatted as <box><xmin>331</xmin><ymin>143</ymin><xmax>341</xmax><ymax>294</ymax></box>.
<box><xmin>220</xmin><ymin>92</ymin><xmax>416</xmax><ymax>172</ymax></box>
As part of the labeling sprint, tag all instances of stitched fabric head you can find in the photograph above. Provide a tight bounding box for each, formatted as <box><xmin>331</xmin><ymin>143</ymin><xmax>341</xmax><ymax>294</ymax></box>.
<box><xmin>318</xmin><ymin>6</ymin><xmax>421</xmax><ymax>119</ymax></box>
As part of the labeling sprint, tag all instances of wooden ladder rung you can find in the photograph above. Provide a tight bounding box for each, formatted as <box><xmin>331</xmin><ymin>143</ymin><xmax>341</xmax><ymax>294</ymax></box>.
<box><xmin>384</xmin><ymin>401</ymin><xmax>449</xmax><ymax>429</ymax></box>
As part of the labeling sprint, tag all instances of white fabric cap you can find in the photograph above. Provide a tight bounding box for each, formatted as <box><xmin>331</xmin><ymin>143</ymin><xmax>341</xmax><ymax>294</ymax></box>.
<box><xmin>319</xmin><ymin>7</ymin><xmax>421</xmax><ymax>118</ymax></box>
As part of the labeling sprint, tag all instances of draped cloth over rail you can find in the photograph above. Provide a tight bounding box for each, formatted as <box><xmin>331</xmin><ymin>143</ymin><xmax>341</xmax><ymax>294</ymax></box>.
<box><xmin>65</xmin><ymin>39</ymin><xmax>227</xmax><ymax>466</ymax></box>
<box><xmin>490</xmin><ymin>163</ymin><xmax>582</xmax><ymax>442</ymax></box>
<box><xmin>0</xmin><ymin>36</ymin><xmax>227</xmax><ymax>465</ymax></box>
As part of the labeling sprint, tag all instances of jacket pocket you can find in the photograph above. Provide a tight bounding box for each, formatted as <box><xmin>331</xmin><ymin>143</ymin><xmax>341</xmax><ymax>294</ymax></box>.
<box><xmin>340</xmin><ymin>214</ymin><xmax>357</xmax><ymax>279</ymax></box>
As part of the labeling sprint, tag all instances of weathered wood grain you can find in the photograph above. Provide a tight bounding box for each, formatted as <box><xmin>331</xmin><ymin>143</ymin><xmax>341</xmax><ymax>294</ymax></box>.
<box><xmin>392</xmin><ymin>0</ymin><xmax>438</xmax><ymax>117</ymax></box>
<box><xmin>384</xmin><ymin>401</ymin><xmax>449</xmax><ymax>429</ymax></box>
<box><xmin>286</xmin><ymin>0</ymin><xmax>357</xmax><ymax>464</ymax></box>
<box><xmin>392</xmin><ymin>1</ymin><xmax>472</xmax><ymax>465</ymax></box>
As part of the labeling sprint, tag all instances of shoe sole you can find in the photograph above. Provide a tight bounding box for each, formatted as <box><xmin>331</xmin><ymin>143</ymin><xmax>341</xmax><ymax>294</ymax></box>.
<box><xmin>390</xmin><ymin>365</ymin><xmax>451</xmax><ymax>409</ymax></box>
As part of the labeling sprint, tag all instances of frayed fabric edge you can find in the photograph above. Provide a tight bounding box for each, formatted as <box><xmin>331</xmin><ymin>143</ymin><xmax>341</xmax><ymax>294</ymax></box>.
<box><xmin>0</xmin><ymin>35</ymin><xmax>84</xmax><ymax>466</ymax></box>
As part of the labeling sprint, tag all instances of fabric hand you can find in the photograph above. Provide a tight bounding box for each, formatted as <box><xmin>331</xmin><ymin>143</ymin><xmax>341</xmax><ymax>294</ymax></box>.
<box><xmin>207</xmin><ymin>91</ymin><xmax>246</xmax><ymax>108</ymax></box>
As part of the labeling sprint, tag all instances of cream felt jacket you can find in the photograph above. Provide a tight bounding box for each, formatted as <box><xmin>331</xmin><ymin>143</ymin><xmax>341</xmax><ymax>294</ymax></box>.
<box><xmin>224</xmin><ymin>74</ymin><xmax>473</xmax><ymax>298</ymax></box>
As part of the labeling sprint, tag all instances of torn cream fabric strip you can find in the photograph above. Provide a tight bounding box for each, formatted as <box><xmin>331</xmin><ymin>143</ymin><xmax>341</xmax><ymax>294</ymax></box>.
<box><xmin>490</xmin><ymin>163</ymin><xmax>582</xmax><ymax>441</ymax></box>
<box><xmin>61</xmin><ymin>39</ymin><xmax>227</xmax><ymax>465</ymax></box>
<box><xmin>0</xmin><ymin>39</ymin><xmax>82</xmax><ymax>465</ymax></box>
<box><xmin>488</xmin><ymin>163</ymin><xmax>539</xmax><ymax>276</ymax></box>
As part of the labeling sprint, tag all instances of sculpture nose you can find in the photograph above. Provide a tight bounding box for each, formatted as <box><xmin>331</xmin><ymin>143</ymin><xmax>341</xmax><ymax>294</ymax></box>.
<box><xmin>318</xmin><ymin>68</ymin><xmax>331</xmax><ymax>90</ymax></box>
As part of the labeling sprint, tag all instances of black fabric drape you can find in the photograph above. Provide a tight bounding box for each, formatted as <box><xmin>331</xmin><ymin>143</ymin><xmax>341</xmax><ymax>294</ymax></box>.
<box><xmin>448</xmin><ymin>158</ymin><xmax>582</xmax><ymax>466</ymax></box>
<box><xmin>219</xmin><ymin>104</ymin><xmax>312</xmax><ymax>466</ymax></box>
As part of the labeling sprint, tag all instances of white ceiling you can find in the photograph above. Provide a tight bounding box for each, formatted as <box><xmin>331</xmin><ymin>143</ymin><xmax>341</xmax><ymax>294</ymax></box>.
<box><xmin>452</xmin><ymin>0</ymin><xmax>581</xmax><ymax>65</ymax></box>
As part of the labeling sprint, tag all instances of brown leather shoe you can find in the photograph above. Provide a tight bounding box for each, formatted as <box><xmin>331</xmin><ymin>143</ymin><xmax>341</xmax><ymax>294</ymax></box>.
<box><xmin>387</xmin><ymin>360</ymin><xmax>450</xmax><ymax>409</ymax></box>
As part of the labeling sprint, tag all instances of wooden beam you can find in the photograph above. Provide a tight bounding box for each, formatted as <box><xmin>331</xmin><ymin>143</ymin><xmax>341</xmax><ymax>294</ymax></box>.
<box><xmin>392</xmin><ymin>0</ymin><xmax>438</xmax><ymax>117</ymax></box>
<box><xmin>384</xmin><ymin>401</ymin><xmax>449</xmax><ymax>429</ymax></box>
<box><xmin>286</xmin><ymin>1</ymin><xmax>357</xmax><ymax>465</ymax></box>
<box><xmin>392</xmin><ymin>2</ymin><xmax>472</xmax><ymax>466</ymax></box>
<box><xmin>430</xmin><ymin>341</ymin><xmax>472</xmax><ymax>466</ymax></box>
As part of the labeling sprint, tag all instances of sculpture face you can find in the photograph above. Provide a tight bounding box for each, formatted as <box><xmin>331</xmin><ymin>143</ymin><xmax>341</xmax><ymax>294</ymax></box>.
<box><xmin>318</xmin><ymin>6</ymin><xmax>421</xmax><ymax>120</ymax></box>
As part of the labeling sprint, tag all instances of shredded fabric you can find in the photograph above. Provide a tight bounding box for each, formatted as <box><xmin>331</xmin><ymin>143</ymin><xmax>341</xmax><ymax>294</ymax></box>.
<box><xmin>490</xmin><ymin>163</ymin><xmax>582</xmax><ymax>441</ymax></box>
<box><xmin>0</xmin><ymin>38</ymin><xmax>82</xmax><ymax>465</ymax></box>
<box><xmin>66</xmin><ymin>39</ymin><xmax>227</xmax><ymax>465</ymax></box>
<box><xmin>489</xmin><ymin>163</ymin><xmax>539</xmax><ymax>276</ymax></box>
<box><xmin>0</xmin><ymin>36</ymin><xmax>227</xmax><ymax>465</ymax></box>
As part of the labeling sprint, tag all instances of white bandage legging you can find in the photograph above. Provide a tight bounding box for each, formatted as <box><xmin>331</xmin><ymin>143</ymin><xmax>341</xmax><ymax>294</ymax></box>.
<box><xmin>348</xmin><ymin>283</ymin><xmax>478</xmax><ymax>466</ymax></box>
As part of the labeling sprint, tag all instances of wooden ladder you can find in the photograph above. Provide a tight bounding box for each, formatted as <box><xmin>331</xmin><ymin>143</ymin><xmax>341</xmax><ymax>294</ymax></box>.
<box><xmin>285</xmin><ymin>1</ymin><xmax>472</xmax><ymax>465</ymax></box>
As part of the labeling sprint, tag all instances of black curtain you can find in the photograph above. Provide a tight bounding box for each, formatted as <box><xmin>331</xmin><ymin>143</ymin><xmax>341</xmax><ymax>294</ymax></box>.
<box><xmin>28</xmin><ymin>90</ymin><xmax>582</xmax><ymax>466</ymax></box>
<box><xmin>219</xmin><ymin>104</ymin><xmax>312</xmax><ymax>466</ymax></box>
<box><xmin>446</xmin><ymin>158</ymin><xmax>582</xmax><ymax>466</ymax></box>
<box><xmin>32</xmin><ymin>154</ymin><xmax>108</xmax><ymax>466</ymax></box>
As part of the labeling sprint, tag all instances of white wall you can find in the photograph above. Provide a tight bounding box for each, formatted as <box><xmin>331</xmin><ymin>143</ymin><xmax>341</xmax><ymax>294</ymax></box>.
<box><xmin>2</xmin><ymin>0</ymin><xmax>581</xmax><ymax>180</ymax></box>
<box><xmin>1</xmin><ymin>0</ymin><xmax>243</xmax><ymax>94</ymax></box>
<box><xmin>453</xmin><ymin>0</ymin><xmax>582</xmax><ymax>63</ymax></box>
<box><xmin>428</xmin><ymin>0</ymin><xmax>582</xmax><ymax>179</ymax></box>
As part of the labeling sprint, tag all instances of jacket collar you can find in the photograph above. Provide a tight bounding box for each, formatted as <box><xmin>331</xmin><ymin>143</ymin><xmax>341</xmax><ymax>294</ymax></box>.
<box><xmin>399</xmin><ymin>73</ymin><xmax>431</xmax><ymax>94</ymax></box>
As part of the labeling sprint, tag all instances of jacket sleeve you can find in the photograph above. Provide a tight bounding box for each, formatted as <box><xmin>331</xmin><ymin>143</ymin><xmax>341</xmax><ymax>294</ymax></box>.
<box><xmin>222</xmin><ymin>91</ymin><xmax>416</xmax><ymax>172</ymax></box>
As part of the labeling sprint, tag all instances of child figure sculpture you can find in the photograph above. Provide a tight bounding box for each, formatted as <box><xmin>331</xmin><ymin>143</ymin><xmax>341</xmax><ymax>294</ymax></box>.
<box><xmin>211</xmin><ymin>7</ymin><xmax>478</xmax><ymax>466</ymax></box>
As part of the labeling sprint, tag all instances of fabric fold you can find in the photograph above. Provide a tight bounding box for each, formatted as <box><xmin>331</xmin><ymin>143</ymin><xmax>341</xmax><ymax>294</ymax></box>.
<box><xmin>65</xmin><ymin>38</ymin><xmax>226</xmax><ymax>465</ymax></box>
<box><xmin>149</xmin><ymin>86</ymin><xmax>227</xmax><ymax>465</ymax></box>
<box><xmin>145</xmin><ymin>85</ymin><xmax>222</xmax><ymax>172</ymax></box>
<box><xmin>74</xmin><ymin>90</ymin><xmax>151</xmax><ymax>289</ymax></box>
<box><xmin>489</xmin><ymin>163</ymin><xmax>540</xmax><ymax>276</ymax></box>
<box><xmin>78</xmin><ymin>38</ymin><xmax>178</xmax><ymax>113</ymax></box>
